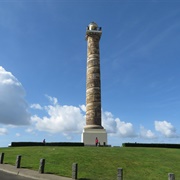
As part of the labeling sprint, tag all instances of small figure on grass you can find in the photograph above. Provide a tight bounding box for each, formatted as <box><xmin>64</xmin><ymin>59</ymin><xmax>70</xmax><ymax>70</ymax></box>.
<box><xmin>95</xmin><ymin>137</ymin><xmax>99</xmax><ymax>146</ymax></box>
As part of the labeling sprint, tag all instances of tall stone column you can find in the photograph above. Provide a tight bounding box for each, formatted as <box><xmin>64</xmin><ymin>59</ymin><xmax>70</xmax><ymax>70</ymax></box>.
<box><xmin>85</xmin><ymin>23</ymin><xmax>102</xmax><ymax>129</ymax></box>
<box><xmin>82</xmin><ymin>22</ymin><xmax>107</xmax><ymax>145</ymax></box>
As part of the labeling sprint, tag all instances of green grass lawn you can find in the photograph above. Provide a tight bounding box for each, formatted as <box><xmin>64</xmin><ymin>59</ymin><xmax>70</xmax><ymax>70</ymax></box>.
<box><xmin>0</xmin><ymin>146</ymin><xmax>179</xmax><ymax>180</ymax></box>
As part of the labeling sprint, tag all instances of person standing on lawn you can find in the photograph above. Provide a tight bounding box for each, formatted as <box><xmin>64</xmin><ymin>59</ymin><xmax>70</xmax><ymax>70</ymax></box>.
<box><xmin>95</xmin><ymin>137</ymin><xmax>99</xmax><ymax>146</ymax></box>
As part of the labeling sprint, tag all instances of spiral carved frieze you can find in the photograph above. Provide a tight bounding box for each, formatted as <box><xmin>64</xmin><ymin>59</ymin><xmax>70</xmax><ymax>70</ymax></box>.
<box><xmin>86</xmin><ymin>32</ymin><xmax>102</xmax><ymax>129</ymax></box>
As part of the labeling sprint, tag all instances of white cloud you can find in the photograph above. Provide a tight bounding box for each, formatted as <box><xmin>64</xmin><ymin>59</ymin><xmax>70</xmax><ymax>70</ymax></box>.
<box><xmin>0</xmin><ymin>128</ymin><xmax>8</xmax><ymax>135</ymax></box>
<box><xmin>102</xmin><ymin>111</ymin><xmax>116</xmax><ymax>134</ymax></box>
<box><xmin>30</xmin><ymin>96</ymin><xmax>179</xmax><ymax>140</ymax></box>
<box><xmin>102</xmin><ymin>111</ymin><xmax>136</xmax><ymax>137</ymax></box>
<box><xmin>30</xmin><ymin>104</ymin><xmax>43</xmax><ymax>110</ymax></box>
<box><xmin>32</xmin><ymin>97</ymin><xmax>85</xmax><ymax>134</ymax></box>
<box><xmin>31</xmin><ymin>96</ymin><xmax>136</xmax><ymax>138</ymax></box>
<box><xmin>45</xmin><ymin>95</ymin><xmax>58</xmax><ymax>105</ymax></box>
<box><xmin>16</xmin><ymin>133</ymin><xmax>20</xmax><ymax>137</ymax></box>
<box><xmin>25</xmin><ymin>127</ymin><xmax>37</xmax><ymax>136</ymax></box>
<box><xmin>155</xmin><ymin>120</ymin><xmax>177</xmax><ymax>138</ymax></box>
<box><xmin>0</xmin><ymin>66</ymin><xmax>31</xmax><ymax>125</ymax></box>
<box><xmin>25</xmin><ymin>128</ymin><xmax>34</xmax><ymax>133</ymax></box>
<box><xmin>79</xmin><ymin>105</ymin><xmax>86</xmax><ymax>112</ymax></box>
<box><xmin>63</xmin><ymin>133</ymin><xmax>72</xmax><ymax>140</ymax></box>
<box><xmin>140</xmin><ymin>126</ymin><xmax>156</xmax><ymax>139</ymax></box>
<box><xmin>115</xmin><ymin>118</ymin><xmax>136</xmax><ymax>137</ymax></box>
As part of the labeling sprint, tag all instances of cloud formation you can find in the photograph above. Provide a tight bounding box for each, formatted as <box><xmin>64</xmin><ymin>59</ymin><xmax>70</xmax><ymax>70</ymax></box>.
<box><xmin>30</xmin><ymin>104</ymin><xmax>43</xmax><ymax>110</ymax></box>
<box><xmin>102</xmin><ymin>111</ymin><xmax>136</xmax><ymax>137</ymax></box>
<box><xmin>31</xmin><ymin>96</ymin><xmax>136</xmax><ymax>138</ymax></box>
<box><xmin>102</xmin><ymin>111</ymin><xmax>116</xmax><ymax>134</ymax></box>
<box><xmin>0</xmin><ymin>66</ymin><xmax>30</xmax><ymax>125</ymax></box>
<box><xmin>31</xmin><ymin>96</ymin><xmax>85</xmax><ymax>133</ymax></box>
<box><xmin>15</xmin><ymin>133</ymin><xmax>20</xmax><ymax>137</ymax></box>
<box><xmin>155</xmin><ymin>120</ymin><xmax>177</xmax><ymax>138</ymax></box>
<box><xmin>30</xmin><ymin>96</ymin><xmax>179</xmax><ymax>140</ymax></box>
<box><xmin>140</xmin><ymin>126</ymin><xmax>156</xmax><ymax>139</ymax></box>
<box><xmin>0</xmin><ymin>128</ymin><xmax>8</xmax><ymax>135</ymax></box>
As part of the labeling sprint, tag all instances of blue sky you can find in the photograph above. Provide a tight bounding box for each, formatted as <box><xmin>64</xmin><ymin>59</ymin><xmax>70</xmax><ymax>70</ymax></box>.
<box><xmin>0</xmin><ymin>0</ymin><xmax>180</xmax><ymax>147</ymax></box>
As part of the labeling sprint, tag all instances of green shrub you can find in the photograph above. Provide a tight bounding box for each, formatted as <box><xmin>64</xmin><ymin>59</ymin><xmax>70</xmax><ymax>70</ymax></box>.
<box><xmin>122</xmin><ymin>143</ymin><xmax>180</xmax><ymax>148</ymax></box>
<box><xmin>11</xmin><ymin>142</ymin><xmax>84</xmax><ymax>147</ymax></box>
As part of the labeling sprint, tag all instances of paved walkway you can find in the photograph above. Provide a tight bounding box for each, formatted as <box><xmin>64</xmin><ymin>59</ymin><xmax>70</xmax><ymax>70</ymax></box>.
<box><xmin>0</xmin><ymin>170</ymin><xmax>35</xmax><ymax>180</ymax></box>
<box><xmin>0</xmin><ymin>164</ymin><xmax>72</xmax><ymax>180</ymax></box>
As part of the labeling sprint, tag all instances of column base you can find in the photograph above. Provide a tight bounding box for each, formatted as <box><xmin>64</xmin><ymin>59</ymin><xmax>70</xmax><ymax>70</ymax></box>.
<box><xmin>81</xmin><ymin>128</ymin><xmax>107</xmax><ymax>146</ymax></box>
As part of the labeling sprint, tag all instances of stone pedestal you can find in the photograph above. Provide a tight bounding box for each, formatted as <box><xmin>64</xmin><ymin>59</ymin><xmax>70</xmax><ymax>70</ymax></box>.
<box><xmin>82</xmin><ymin>128</ymin><xmax>107</xmax><ymax>146</ymax></box>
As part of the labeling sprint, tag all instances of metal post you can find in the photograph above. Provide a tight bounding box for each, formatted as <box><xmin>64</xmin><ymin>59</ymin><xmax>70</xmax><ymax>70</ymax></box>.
<box><xmin>0</xmin><ymin>153</ymin><xmax>4</xmax><ymax>164</ymax></box>
<box><xmin>72</xmin><ymin>163</ymin><xmax>78</xmax><ymax>180</ymax></box>
<box><xmin>39</xmin><ymin>158</ymin><xmax>45</xmax><ymax>173</ymax></box>
<box><xmin>168</xmin><ymin>173</ymin><xmax>175</xmax><ymax>180</ymax></box>
<box><xmin>16</xmin><ymin>155</ymin><xmax>21</xmax><ymax>168</ymax></box>
<box><xmin>117</xmin><ymin>168</ymin><xmax>123</xmax><ymax>180</ymax></box>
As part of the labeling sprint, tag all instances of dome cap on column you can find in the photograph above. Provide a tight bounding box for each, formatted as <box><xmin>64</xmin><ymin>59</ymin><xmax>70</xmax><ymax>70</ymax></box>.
<box><xmin>86</xmin><ymin>22</ymin><xmax>102</xmax><ymax>40</ymax></box>
<box><xmin>88</xmin><ymin>22</ymin><xmax>98</xmax><ymax>30</ymax></box>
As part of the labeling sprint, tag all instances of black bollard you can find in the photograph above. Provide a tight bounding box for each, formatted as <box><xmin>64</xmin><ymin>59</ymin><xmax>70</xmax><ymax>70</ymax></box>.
<box><xmin>72</xmin><ymin>163</ymin><xmax>78</xmax><ymax>180</ymax></box>
<box><xmin>117</xmin><ymin>168</ymin><xmax>123</xmax><ymax>180</ymax></box>
<box><xmin>0</xmin><ymin>153</ymin><xmax>4</xmax><ymax>164</ymax></box>
<box><xmin>16</xmin><ymin>155</ymin><xmax>21</xmax><ymax>168</ymax></box>
<box><xmin>168</xmin><ymin>173</ymin><xmax>175</xmax><ymax>180</ymax></box>
<box><xmin>39</xmin><ymin>158</ymin><xmax>45</xmax><ymax>173</ymax></box>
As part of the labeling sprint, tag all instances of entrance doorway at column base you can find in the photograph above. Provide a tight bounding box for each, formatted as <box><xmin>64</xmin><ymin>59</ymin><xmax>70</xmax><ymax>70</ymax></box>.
<box><xmin>81</xmin><ymin>128</ymin><xmax>107</xmax><ymax>146</ymax></box>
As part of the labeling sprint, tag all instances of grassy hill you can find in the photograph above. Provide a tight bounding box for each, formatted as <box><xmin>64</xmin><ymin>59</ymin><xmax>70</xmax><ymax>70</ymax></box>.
<box><xmin>0</xmin><ymin>146</ymin><xmax>179</xmax><ymax>180</ymax></box>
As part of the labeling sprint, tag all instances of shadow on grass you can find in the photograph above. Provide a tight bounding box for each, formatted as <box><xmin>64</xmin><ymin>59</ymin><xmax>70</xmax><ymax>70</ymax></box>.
<box><xmin>78</xmin><ymin>178</ymin><xmax>91</xmax><ymax>180</ymax></box>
